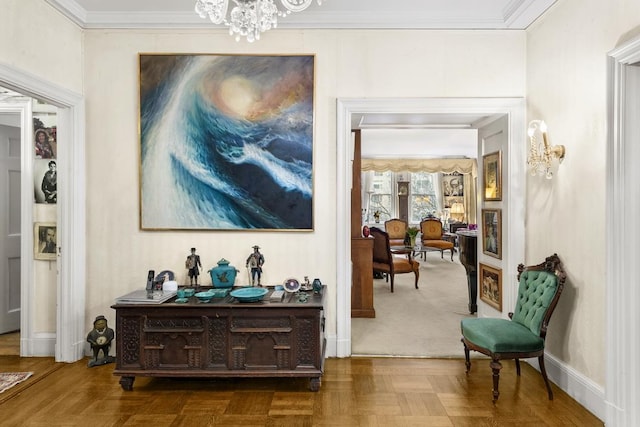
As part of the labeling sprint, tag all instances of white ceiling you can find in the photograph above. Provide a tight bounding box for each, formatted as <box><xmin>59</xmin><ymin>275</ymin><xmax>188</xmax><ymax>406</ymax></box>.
<box><xmin>47</xmin><ymin>0</ymin><xmax>556</xmax><ymax>30</ymax></box>
<box><xmin>41</xmin><ymin>0</ymin><xmax>555</xmax><ymax>157</ymax></box>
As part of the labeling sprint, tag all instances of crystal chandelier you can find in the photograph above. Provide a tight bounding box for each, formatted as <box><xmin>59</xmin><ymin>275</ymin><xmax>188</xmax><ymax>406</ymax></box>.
<box><xmin>195</xmin><ymin>0</ymin><xmax>323</xmax><ymax>42</ymax></box>
<box><xmin>527</xmin><ymin>120</ymin><xmax>566</xmax><ymax>179</ymax></box>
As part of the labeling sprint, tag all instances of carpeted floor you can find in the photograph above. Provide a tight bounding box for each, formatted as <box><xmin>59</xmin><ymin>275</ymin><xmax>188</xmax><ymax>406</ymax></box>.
<box><xmin>0</xmin><ymin>372</ymin><xmax>33</xmax><ymax>394</ymax></box>
<box><xmin>352</xmin><ymin>251</ymin><xmax>476</xmax><ymax>357</ymax></box>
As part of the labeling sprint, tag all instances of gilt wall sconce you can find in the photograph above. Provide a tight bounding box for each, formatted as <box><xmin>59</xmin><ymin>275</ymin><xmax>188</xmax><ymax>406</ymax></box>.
<box><xmin>527</xmin><ymin>120</ymin><xmax>566</xmax><ymax>179</ymax></box>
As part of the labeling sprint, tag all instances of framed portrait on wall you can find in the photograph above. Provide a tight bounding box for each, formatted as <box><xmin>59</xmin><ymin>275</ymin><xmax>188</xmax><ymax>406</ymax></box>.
<box><xmin>479</xmin><ymin>263</ymin><xmax>502</xmax><ymax>312</ymax></box>
<box><xmin>442</xmin><ymin>172</ymin><xmax>464</xmax><ymax>197</ymax></box>
<box><xmin>34</xmin><ymin>159</ymin><xmax>57</xmax><ymax>204</ymax></box>
<box><xmin>138</xmin><ymin>54</ymin><xmax>315</xmax><ymax>230</ymax></box>
<box><xmin>34</xmin><ymin>222</ymin><xmax>57</xmax><ymax>261</ymax></box>
<box><xmin>482</xmin><ymin>208</ymin><xmax>502</xmax><ymax>259</ymax></box>
<box><xmin>483</xmin><ymin>151</ymin><xmax>502</xmax><ymax>201</ymax></box>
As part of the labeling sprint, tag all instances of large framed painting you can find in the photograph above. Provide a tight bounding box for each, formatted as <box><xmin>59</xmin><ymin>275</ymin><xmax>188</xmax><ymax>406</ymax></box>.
<box><xmin>139</xmin><ymin>54</ymin><xmax>315</xmax><ymax>230</ymax></box>
<box><xmin>483</xmin><ymin>151</ymin><xmax>502</xmax><ymax>201</ymax></box>
<box><xmin>479</xmin><ymin>263</ymin><xmax>502</xmax><ymax>312</ymax></box>
<box><xmin>34</xmin><ymin>222</ymin><xmax>57</xmax><ymax>261</ymax></box>
<box><xmin>482</xmin><ymin>208</ymin><xmax>502</xmax><ymax>259</ymax></box>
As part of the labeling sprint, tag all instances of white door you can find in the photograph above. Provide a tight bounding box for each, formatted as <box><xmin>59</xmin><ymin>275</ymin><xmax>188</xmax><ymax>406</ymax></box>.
<box><xmin>0</xmin><ymin>120</ymin><xmax>21</xmax><ymax>334</ymax></box>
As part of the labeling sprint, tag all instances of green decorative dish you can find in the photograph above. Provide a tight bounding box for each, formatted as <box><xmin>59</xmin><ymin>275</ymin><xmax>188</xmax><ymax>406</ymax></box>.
<box><xmin>230</xmin><ymin>287</ymin><xmax>268</xmax><ymax>303</ymax></box>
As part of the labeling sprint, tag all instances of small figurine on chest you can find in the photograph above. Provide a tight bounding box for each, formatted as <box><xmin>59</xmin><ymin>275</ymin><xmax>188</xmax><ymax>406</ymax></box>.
<box><xmin>87</xmin><ymin>315</ymin><xmax>115</xmax><ymax>367</ymax></box>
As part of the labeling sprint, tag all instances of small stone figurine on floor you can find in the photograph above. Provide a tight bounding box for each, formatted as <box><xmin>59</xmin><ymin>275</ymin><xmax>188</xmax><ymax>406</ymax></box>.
<box><xmin>87</xmin><ymin>315</ymin><xmax>115</xmax><ymax>367</ymax></box>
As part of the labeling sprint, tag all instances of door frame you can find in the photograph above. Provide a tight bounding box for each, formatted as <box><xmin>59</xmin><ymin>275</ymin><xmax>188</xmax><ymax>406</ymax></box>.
<box><xmin>0</xmin><ymin>62</ymin><xmax>86</xmax><ymax>362</ymax></box>
<box><xmin>605</xmin><ymin>34</ymin><xmax>640</xmax><ymax>427</ymax></box>
<box><xmin>335</xmin><ymin>97</ymin><xmax>526</xmax><ymax>357</ymax></box>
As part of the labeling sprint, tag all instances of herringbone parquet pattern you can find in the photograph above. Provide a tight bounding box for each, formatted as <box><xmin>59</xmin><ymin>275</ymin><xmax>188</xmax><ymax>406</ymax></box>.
<box><xmin>0</xmin><ymin>354</ymin><xmax>602</xmax><ymax>426</ymax></box>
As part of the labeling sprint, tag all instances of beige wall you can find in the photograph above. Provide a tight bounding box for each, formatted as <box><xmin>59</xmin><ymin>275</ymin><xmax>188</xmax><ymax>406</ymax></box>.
<box><xmin>82</xmin><ymin>28</ymin><xmax>526</xmax><ymax>342</ymax></box>
<box><xmin>1</xmin><ymin>0</ymin><xmax>83</xmax><ymax>94</ymax></box>
<box><xmin>6</xmin><ymin>0</ymin><xmax>634</xmax><ymax>399</ymax></box>
<box><xmin>1</xmin><ymin>0</ymin><xmax>83</xmax><ymax>333</ymax></box>
<box><xmin>526</xmin><ymin>0</ymin><xmax>640</xmax><ymax>387</ymax></box>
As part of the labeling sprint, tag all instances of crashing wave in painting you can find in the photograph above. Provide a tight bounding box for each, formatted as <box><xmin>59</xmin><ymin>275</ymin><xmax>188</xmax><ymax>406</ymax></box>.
<box><xmin>139</xmin><ymin>55</ymin><xmax>314</xmax><ymax>230</ymax></box>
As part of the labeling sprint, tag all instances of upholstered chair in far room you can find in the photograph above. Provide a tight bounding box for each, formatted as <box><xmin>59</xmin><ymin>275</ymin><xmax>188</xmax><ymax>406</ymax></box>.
<box><xmin>370</xmin><ymin>227</ymin><xmax>419</xmax><ymax>293</ymax></box>
<box><xmin>384</xmin><ymin>218</ymin><xmax>408</xmax><ymax>247</ymax></box>
<box><xmin>420</xmin><ymin>218</ymin><xmax>454</xmax><ymax>261</ymax></box>
<box><xmin>460</xmin><ymin>254</ymin><xmax>566</xmax><ymax>402</ymax></box>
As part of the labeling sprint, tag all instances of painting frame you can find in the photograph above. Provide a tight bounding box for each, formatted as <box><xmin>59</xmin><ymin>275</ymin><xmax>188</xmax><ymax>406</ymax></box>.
<box><xmin>442</xmin><ymin>172</ymin><xmax>464</xmax><ymax>197</ymax></box>
<box><xmin>138</xmin><ymin>53</ymin><xmax>315</xmax><ymax>231</ymax></box>
<box><xmin>479</xmin><ymin>263</ymin><xmax>502</xmax><ymax>312</ymax></box>
<box><xmin>34</xmin><ymin>222</ymin><xmax>57</xmax><ymax>261</ymax></box>
<box><xmin>482</xmin><ymin>208</ymin><xmax>502</xmax><ymax>259</ymax></box>
<box><xmin>483</xmin><ymin>151</ymin><xmax>502</xmax><ymax>201</ymax></box>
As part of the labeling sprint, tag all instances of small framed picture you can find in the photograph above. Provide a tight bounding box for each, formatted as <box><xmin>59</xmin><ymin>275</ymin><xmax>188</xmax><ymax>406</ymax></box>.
<box><xmin>442</xmin><ymin>172</ymin><xmax>464</xmax><ymax>197</ymax></box>
<box><xmin>479</xmin><ymin>263</ymin><xmax>502</xmax><ymax>312</ymax></box>
<box><xmin>34</xmin><ymin>222</ymin><xmax>57</xmax><ymax>260</ymax></box>
<box><xmin>482</xmin><ymin>208</ymin><xmax>502</xmax><ymax>259</ymax></box>
<box><xmin>483</xmin><ymin>151</ymin><xmax>502</xmax><ymax>201</ymax></box>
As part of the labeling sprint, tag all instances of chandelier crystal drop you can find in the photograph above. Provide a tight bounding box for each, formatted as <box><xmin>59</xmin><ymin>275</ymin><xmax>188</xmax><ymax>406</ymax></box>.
<box><xmin>195</xmin><ymin>0</ymin><xmax>323</xmax><ymax>42</ymax></box>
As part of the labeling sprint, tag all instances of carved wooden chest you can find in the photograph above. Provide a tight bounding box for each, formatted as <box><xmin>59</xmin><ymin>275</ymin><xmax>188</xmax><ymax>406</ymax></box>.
<box><xmin>112</xmin><ymin>288</ymin><xmax>326</xmax><ymax>391</ymax></box>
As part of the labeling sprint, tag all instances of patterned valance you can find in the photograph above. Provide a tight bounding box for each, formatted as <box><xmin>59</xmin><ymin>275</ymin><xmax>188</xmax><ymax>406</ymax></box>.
<box><xmin>361</xmin><ymin>158</ymin><xmax>477</xmax><ymax>178</ymax></box>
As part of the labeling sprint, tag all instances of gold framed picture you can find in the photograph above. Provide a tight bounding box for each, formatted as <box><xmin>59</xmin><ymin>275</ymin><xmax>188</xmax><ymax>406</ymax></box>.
<box><xmin>479</xmin><ymin>263</ymin><xmax>502</xmax><ymax>312</ymax></box>
<box><xmin>482</xmin><ymin>208</ymin><xmax>502</xmax><ymax>259</ymax></box>
<box><xmin>34</xmin><ymin>222</ymin><xmax>57</xmax><ymax>261</ymax></box>
<box><xmin>483</xmin><ymin>151</ymin><xmax>502</xmax><ymax>201</ymax></box>
<box><xmin>139</xmin><ymin>53</ymin><xmax>315</xmax><ymax>231</ymax></box>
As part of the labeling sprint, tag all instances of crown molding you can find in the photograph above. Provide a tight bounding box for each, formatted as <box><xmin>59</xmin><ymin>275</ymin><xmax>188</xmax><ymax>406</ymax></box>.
<box><xmin>46</xmin><ymin>0</ymin><xmax>556</xmax><ymax>30</ymax></box>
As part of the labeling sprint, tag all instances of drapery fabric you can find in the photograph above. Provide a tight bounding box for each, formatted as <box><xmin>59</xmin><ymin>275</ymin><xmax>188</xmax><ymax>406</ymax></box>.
<box><xmin>361</xmin><ymin>158</ymin><xmax>477</xmax><ymax>224</ymax></box>
<box><xmin>361</xmin><ymin>158</ymin><xmax>477</xmax><ymax>178</ymax></box>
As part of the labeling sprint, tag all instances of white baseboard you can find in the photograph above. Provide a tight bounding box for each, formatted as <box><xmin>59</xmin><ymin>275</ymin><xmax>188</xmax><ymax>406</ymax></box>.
<box><xmin>20</xmin><ymin>332</ymin><xmax>56</xmax><ymax>357</ymax></box>
<box><xmin>528</xmin><ymin>353</ymin><xmax>605</xmax><ymax>422</ymax></box>
<box><xmin>325</xmin><ymin>333</ymin><xmax>340</xmax><ymax>358</ymax></box>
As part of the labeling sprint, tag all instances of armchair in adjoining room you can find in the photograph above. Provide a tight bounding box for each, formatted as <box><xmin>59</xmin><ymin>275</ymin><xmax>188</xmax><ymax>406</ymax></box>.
<box><xmin>460</xmin><ymin>253</ymin><xmax>566</xmax><ymax>402</ymax></box>
<box><xmin>420</xmin><ymin>218</ymin><xmax>454</xmax><ymax>261</ymax></box>
<box><xmin>384</xmin><ymin>218</ymin><xmax>408</xmax><ymax>246</ymax></box>
<box><xmin>370</xmin><ymin>227</ymin><xmax>419</xmax><ymax>293</ymax></box>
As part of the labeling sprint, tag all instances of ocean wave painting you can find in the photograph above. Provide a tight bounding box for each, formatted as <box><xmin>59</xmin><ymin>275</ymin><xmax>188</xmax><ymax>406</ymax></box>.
<box><xmin>139</xmin><ymin>54</ymin><xmax>314</xmax><ymax>230</ymax></box>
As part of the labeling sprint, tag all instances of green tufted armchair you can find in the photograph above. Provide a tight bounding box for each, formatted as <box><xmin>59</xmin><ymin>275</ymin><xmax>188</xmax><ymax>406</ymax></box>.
<box><xmin>460</xmin><ymin>254</ymin><xmax>566</xmax><ymax>402</ymax></box>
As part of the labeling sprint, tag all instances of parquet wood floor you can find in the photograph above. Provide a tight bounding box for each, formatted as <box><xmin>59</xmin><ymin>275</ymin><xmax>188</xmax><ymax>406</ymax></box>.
<box><xmin>0</xmin><ymin>331</ymin><xmax>19</xmax><ymax>356</ymax></box>
<box><xmin>0</xmin><ymin>355</ymin><xmax>602</xmax><ymax>426</ymax></box>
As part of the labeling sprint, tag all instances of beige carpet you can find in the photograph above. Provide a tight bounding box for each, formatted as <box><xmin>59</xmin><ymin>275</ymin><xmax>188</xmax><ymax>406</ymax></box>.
<box><xmin>352</xmin><ymin>252</ymin><xmax>476</xmax><ymax>358</ymax></box>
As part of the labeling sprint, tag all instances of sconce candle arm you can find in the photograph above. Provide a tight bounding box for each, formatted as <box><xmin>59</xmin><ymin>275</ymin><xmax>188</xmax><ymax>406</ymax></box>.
<box><xmin>527</xmin><ymin>120</ymin><xmax>566</xmax><ymax>178</ymax></box>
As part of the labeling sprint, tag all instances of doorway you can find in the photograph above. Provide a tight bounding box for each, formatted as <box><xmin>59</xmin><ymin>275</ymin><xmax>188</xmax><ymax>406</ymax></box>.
<box><xmin>605</xmin><ymin>37</ymin><xmax>640</xmax><ymax>426</ymax></box>
<box><xmin>335</xmin><ymin>97</ymin><xmax>526</xmax><ymax>358</ymax></box>
<box><xmin>0</xmin><ymin>62</ymin><xmax>86</xmax><ymax>362</ymax></box>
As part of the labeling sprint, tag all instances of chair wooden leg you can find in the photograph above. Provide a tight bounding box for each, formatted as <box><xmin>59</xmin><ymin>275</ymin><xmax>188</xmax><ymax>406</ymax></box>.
<box><xmin>449</xmin><ymin>249</ymin><xmax>453</xmax><ymax>261</ymax></box>
<box><xmin>440</xmin><ymin>250</ymin><xmax>444</xmax><ymax>259</ymax></box>
<box><xmin>515</xmin><ymin>359</ymin><xmax>521</xmax><ymax>376</ymax></box>
<box><xmin>538</xmin><ymin>355</ymin><xmax>554</xmax><ymax>400</ymax></box>
<box><xmin>490</xmin><ymin>359</ymin><xmax>502</xmax><ymax>403</ymax></box>
<box><xmin>413</xmin><ymin>268</ymin><xmax>419</xmax><ymax>289</ymax></box>
<box><xmin>462</xmin><ymin>340</ymin><xmax>471</xmax><ymax>372</ymax></box>
<box><xmin>390</xmin><ymin>274</ymin><xmax>394</xmax><ymax>293</ymax></box>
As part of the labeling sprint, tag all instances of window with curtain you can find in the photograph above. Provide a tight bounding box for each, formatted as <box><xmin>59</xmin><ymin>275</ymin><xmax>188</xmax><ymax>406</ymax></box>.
<box><xmin>410</xmin><ymin>172</ymin><xmax>439</xmax><ymax>223</ymax></box>
<box><xmin>369</xmin><ymin>171</ymin><xmax>393</xmax><ymax>223</ymax></box>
